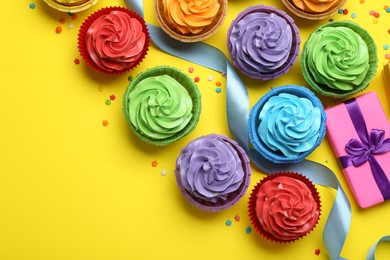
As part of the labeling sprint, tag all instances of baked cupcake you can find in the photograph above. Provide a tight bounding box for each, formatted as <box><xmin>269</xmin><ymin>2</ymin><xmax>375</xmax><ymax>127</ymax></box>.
<box><xmin>227</xmin><ymin>5</ymin><xmax>300</xmax><ymax>80</ymax></box>
<box><xmin>155</xmin><ymin>0</ymin><xmax>227</xmax><ymax>42</ymax></box>
<box><xmin>249</xmin><ymin>85</ymin><xmax>326</xmax><ymax>163</ymax></box>
<box><xmin>248</xmin><ymin>172</ymin><xmax>321</xmax><ymax>242</ymax></box>
<box><xmin>78</xmin><ymin>6</ymin><xmax>150</xmax><ymax>74</ymax></box>
<box><xmin>43</xmin><ymin>0</ymin><xmax>99</xmax><ymax>12</ymax></box>
<box><xmin>123</xmin><ymin>66</ymin><xmax>201</xmax><ymax>146</ymax></box>
<box><xmin>281</xmin><ymin>0</ymin><xmax>346</xmax><ymax>20</ymax></box>
<box><xmin>301</xmin><ymin>21</ymin><xmax>377</xmax><ymax>98</ymax></box>
<box><xmin>175</xmin><ymin>134</ymin><xmax>252</xmax><ymax>212</ymax></box>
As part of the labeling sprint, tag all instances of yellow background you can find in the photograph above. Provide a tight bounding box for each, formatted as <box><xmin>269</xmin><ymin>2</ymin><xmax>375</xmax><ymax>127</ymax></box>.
<box><xmin>1</xmin><ymin>0</ymin><xmax>389</xmax><ymax>259</ymax></box>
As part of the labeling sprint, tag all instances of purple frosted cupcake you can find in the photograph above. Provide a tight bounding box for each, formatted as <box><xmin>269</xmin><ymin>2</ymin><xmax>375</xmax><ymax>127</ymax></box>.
<box><xmin>227</xmin><ymin>5</ymin><xmax>300</xmax><ymax>80</ymax></box>
<box><xmin>175</xmin><ymin>134</ymin><xmax>252</xmax><ymax>212</ymax></box>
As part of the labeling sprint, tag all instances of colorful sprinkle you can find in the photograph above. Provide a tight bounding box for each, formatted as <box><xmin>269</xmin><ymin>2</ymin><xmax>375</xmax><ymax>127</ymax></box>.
<box><xmin>215</xmin><ymin>81</ymin><xmax>222</xmax><ymax>87</ymax></box>
<box><xmin>151</xmin><ymin>160</ymin><xmax>158</xmax><ymax>167</ymax></box>
<box><xmin>388</xmin><ymin>29</ymin><xmax>390</xmax><ymax>34</ymax></box>
<box><xmin>128</xmin><ymin>75</ymin><xmax>134</xmax><ymax>82</ymax></box>
<box><xmin>387</xmin><ymin>7</ymin><xmax>390</xmax><ymax>13</ymax></box>
<box><xmin>194</xmin><ymin>76</ymin><xmax>200</xmax><ymax>83</ymax></box>
<box><xmin>369</xmin><ymin>10</ymin><xmax>376</xmax><ymax>15</ymax></box>
<box><xmin>325</xmin><ymin>160</ymin><xmax>328</xmax><ymax>163</ymax></box>
<box><xmin>385</xmin><ymin>53</ymin><xmax>390</xmax><ymax>59</ymax></box>
<box><xmin>216</xmin><ymin>87</ymin><xmax>222</xmax><ymax>93</ymax></box>
<box><xmin>343</xmin><ymin>9</ymin><xmax>348</xmax><ymax>15</ymax></box>
<box><xmin>359</xmin><ymin>0</ymin><xmax>365</xmax><ymax>3</ymax></box>
<box><xmin>208</xmin><ymin>75</ymin><xmax>214</xmax><ymax>81</ymax></box>
<box><xmin>68</xmin><ymin>23</ymin><xmax>74</xmax><ymax>29</ymax></box>
<box><xmin>74</xmin><ymin>58</ymin><xmax>80</xmax><ymax>65</ymax></box>
<box><xmin>315</xmin><ymin>249</ymin><xmax>321</xmax><ymax>256</ymax></box>
<box><xmin>110</xmin><ymin>95</ymin><xmax>116</xmax><ymax>101</ymax></box>
<box><xmin>234</xmin><ymin>215</ymin><xmax>240</xmax><ymax>222</ymax></box>
<box><xmin>328</xmin><ymin>18</ymin><xmax>334</xmax><ymax>22</ymax></box>
<box><xmin>161</xmin><ymin>170</ymin><xmax>167</xmax><ymax>176</ymax></box>
<box><xmin>55</xmin><ymin>26</ymin><xmax>62</xmax><ymax>33</ymax></box>
<box><xmin>351</xmin><ymin>12</ymin><xmax>357</xmax><ymax>19</ymax></box>
<box><xmin>225</xmin><ymin>220</ymin><xmax>232</xmax><ymax>227</ymax></box>
<box><xmin>245</xmin><ymin>227</ymin><xmax>252</xmax><ymax>234</ymax></box>
<box><xmin>338</xmin><ymin>9</ymin><xmax>343</xmax><ymax>14</ymax></box>
<box><xmin>71</xmin><ymin>13</ymin><xmax>78</xmax><ymax>20</ymax></box>
<box><xmin>102</xmin><ymin>120</ymin><xmax>109</xmax><ymax>126</ymax></box>
<box><xmin>384</xmin><ymin>44</ymin><xmax>389</xmax><ymax>50</ymax></box>
<box><xmin>105</xmin><ymin>99</ymin><xmax>111</xmax><ymax>106</ymax></box>
<box><xmin>29</xmin><ymin>3</ymin><xmax>36</xmax><ymax>9</ymax></box>
<box><xmin>188</xmin><ymin>67</ymin><xmax>194</xmax><ymax>73</ymax></box>
<box><xmin>59</xmin><ymin>18</ymin><xmax>66</xmax><ymax>24</ymax></box>
<box><xmin>374</xmin><ymin>12</ymin><xmax>380</xmax><ymax>18</ymax></box>
<box><xmin>384</xmin><ymin>5</ymin><xmax>389</xmax><ymax>10</ymax></box>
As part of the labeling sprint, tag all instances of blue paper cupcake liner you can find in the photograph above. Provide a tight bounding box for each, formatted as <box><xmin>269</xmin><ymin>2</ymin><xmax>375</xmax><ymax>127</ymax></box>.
<box><xmin>249</xmin><ymin>85</ymin><xmax>326</xmax><ymax>163</ymax></box>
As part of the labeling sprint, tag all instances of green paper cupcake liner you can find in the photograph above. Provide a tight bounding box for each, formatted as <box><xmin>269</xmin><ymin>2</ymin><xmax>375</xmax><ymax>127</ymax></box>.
<box><xmin>301</xmin><ymin>20</ymin><xmax>378</xmax><ymax>98</ymax></box>
<box><xmin>123</xmin><ymin>66</ymin><xmax>202</xmax><ymax>146</ymax></box>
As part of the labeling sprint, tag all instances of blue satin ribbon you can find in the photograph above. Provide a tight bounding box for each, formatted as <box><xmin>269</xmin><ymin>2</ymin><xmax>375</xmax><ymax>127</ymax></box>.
<box><xmin>125</xmin><ymin>1</ymin><xmax>352</xmax><ymax>259</ymax></box>
<box><xmin>339</xmin><ymin>98</ymin><xmax>390</xmax><ymax>200</ymax></box>
<box><xmin>367</xmin><ymin>236</ymin><xmax>390</xmax><ymax>260</ymax></box>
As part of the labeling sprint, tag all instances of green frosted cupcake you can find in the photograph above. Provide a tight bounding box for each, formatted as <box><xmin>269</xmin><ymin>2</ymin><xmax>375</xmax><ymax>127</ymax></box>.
<box><xmin>301</xmin><ymin>20</ymin><xmax>377</xmax><ymax>98</ymax></box>
<box><xmin>123</xmin><ymin>66</ymin><xmax>201</xmax><ymax>146</ymax></box>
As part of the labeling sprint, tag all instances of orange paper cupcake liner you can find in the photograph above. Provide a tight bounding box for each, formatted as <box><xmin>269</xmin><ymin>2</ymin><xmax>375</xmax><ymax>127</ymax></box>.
<box><xmin>248</xmin><ymin>172</ymin><xmax>321</xmax><ymax>243</ymax></box>
<box><xmin>78</xmin><ymin>6</ymin><xmax>150</xmax><ymax>75</ymax></box>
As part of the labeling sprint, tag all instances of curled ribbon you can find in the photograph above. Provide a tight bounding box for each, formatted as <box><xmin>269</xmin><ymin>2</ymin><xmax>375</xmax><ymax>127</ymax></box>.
<box><xmin>339</xmin><ymin>98</ymin><xmax>390</xmax><ymax>200</ymax></box>
<box><xmin>122</xmin><ymin>1</ymin><xmax>390</xmax><ymax>259</ymax></box>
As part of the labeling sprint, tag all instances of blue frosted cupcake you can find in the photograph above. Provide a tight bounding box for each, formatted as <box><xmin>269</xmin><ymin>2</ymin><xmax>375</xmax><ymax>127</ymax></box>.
<box><xmin>249</xmin><ymin>85</ymin><xmax>326</xmax><ymax>163</ymax></box>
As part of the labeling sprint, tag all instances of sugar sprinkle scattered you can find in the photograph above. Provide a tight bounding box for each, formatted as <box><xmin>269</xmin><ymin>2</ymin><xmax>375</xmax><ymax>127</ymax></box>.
<box><xmin>151</xmin><ymin>160</ymin><xmax>158</xmax><ymax>167</ymax></box>
<box><xmin>245</xmin><ymin>227</ymin><xmax>252</xmax><ymax>234</ymax></box>
<box><xmin>225</xmin><ymin>220</ymin><xmax>232</xmax><ymax>227</ymax></box>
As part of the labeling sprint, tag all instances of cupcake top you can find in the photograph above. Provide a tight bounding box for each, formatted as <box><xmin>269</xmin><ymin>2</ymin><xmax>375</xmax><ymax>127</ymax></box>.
<box><xmin>155</xmin><ymin>0</ymin><xmax>227</xmax><ymax>42</ymax></box>
<box><xmin>227</xmin><ymin>5</ymin><xmax>300</xmax><ymax>80</ymax></box>
<box><xmin>249</xmin><ymin>85</ymin><xmax>326</xmax><ymax>163</ymax></box>
<box><xmin>123</xmin><ymin>66</ymin><xmax>201</xmax><ymax>146</ymax></box>
<box><xmin>175</xmin><ymin>134</ymin><xmax>251</xmax><ymax>211</ymax></box>
<box><xmin>126</xmin><ymin>75</ymin><xmax>193</xmax><ymax>140</ymax></box>
<box><xmin>301</xmin><ymin>21</ymin><xmax>377</xmax><ymax>97</ymax></box>
<box><xmin>43</xmin><ymin>0</ymin><xmax>98</xmax><ymax>12</ymax></box>
<box><xmin>78</xmin><ymin>7</ymin><xmax>149</xmax><ymax>74</ymax></box>
<box><xmin>291</xmin><ymin>0</ymin><xmax>341</xmax><ymax>13</ymax></box>
<box><xmin>249</xmin><ymin>173</ymin><xmax>320</xmax><ymax>242</ymax></box>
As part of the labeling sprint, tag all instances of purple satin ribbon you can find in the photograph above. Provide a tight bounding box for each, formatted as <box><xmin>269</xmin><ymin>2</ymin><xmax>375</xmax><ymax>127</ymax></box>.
<box><xmin>339</xmin><ymin>98</ymin><xmax>390</xmax><ymax>200</ymax></box>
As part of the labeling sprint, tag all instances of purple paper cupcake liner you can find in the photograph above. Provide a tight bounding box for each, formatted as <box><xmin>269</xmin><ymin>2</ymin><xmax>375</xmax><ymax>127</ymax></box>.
<box><xmin>175</xmin><ymin>134</ymin><xmax>252</xmax><ymax>212</ymax></box>
<box><xmin>227</xmin><ymin>5</ymin><xmax>301</xmax><ymax>80</ymax></box>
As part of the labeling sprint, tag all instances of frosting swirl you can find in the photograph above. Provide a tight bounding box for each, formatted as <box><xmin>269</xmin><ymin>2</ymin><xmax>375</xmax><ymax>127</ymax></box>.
<box><xmin>176</xmin><ymin>135</ymin><xmax>245</xmax><ymax>202</ymax></box>
<box><xmin>255</xmin><ymin>176</ymin><xmax>319</xmax><ymax>241</ymax></box>
<box><xmin>228</xmin><ymin>12</ymin><xmax>293</xmax><ymax>77</ymax></box>
<box><xmin>126</xmin><ymin>75</ymin><xmax>193</xmax><ymax>139</ymax></box>
<box><xmin>161</xmin><ymin>0</ymin><xmax>220</xmax><ymax>34</ymax></box>
<box><xmin>258</xmin><ymin>93</ymin><xmax>321</xmax><ymax>157</ymax></box>
<box><xmin>291</xmin><ymin>0</ymin><xmax>341</xmax><ymax>13</ymax></box>
<box><xmin>304</xmin><ymin>26</ymin><xmax>369</xmax><ymax>91</ymax></box>
<box><xmin>86</xmin><ymin>10</ymin><xmax>146</xmax><ymax>72</ymax></box>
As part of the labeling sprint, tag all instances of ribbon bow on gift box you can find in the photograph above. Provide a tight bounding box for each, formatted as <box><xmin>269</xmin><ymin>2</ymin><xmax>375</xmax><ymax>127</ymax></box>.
<box><xmin>339</xmin><ymin>98</ymin><xmax>390</xmax><ymax>200</ymax></box>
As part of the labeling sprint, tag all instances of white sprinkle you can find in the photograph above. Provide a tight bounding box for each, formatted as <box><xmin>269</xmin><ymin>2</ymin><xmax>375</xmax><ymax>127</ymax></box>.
<box><xmin>161</xmin><ymin>170</ymin><xmax>167</xmax><ymax>176</ymax></box>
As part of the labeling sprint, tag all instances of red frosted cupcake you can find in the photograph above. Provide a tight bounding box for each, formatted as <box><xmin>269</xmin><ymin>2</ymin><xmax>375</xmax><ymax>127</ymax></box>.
<box><xmin>248</xmin><ymin>172</ymin><xmax>321</xmax><ymax>242</ymax></box>
<box><xmin>78</xmin><ymin>6</ymin><xmax>150</xmax><ymax>74</ymax></box>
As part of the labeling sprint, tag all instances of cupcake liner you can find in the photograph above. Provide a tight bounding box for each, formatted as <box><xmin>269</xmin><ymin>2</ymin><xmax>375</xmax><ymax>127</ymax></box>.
<box><xmin>249</xmin><ymin>85</ymin><xmax>326</xmax><ymax>163</ymax></box>
<box><xmin>122</xmin><ymin>66</ymin><xmax>201</xmax><ymax>146</ymax></box>
<box><xmin>175</xmin><ymin>134</ymin><xmax>252</xmax><ymax>212</ymax></box>
<box><xmin>43</xmin><ymin>0</ymin><xmax>98</xmax><ymax>13</ymax></box>
<box><xmin>248</xmin><ymin>172</ymin><xmax>321</xmax><ymax>243</ymax></box>
<box><xmin>301</xmin><ymin>20</ymin><xmax>378</xmax><ymax>98</ymax></box>
<box><xmin>227</xmin><ymin>5</ymin><xmax>301</xmax><ymax>80</ymax></box>
<box><xmin>281</xmin><ymin>0</ymin><xmax>346</xmax><ymax>20</ymax></box>
<box><xmin>78</xmin><ymin>6</ymin><xmax>150</xmax><ymax>75</ymax></box>
<box><xmin>154</xmin><ymin>0</ymin><xmax>227</xmax><ymax>42</ymax></box>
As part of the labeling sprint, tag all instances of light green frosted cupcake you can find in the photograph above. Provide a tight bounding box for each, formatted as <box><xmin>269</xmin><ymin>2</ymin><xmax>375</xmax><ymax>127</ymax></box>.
<box><xmin>301</xmin><ymin>20</ymin><xmax>377</xmax><ymax>98</ymax></box>
<box><xmin>123</xmin><ymin>66</ymin><xmax>201</xmax><ymax>146</ymax></box>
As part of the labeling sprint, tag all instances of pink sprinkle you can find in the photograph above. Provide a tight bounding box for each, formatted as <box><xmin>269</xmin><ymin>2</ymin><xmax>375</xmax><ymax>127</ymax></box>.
<box><xmin>234</xmin><ymin>215</ymin><xmax>240</xmax><ymax>222</ymax></box>
<box><xmin>385</xmin><ymin>53</ymin><xmax>390</xmax><ymax>59</ymax></box>
<box><xmin>188</xmin><ymin>67</ymin><xmax>194</xmax><ymax>73</ymax></box>
<box><xmin>369</xmin><ymin>10</ymin><xmax>375</xmax><ymax>15</ymax></box>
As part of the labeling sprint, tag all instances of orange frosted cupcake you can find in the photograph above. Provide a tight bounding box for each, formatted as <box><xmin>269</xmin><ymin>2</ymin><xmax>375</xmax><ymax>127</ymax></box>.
<box><xmin>281</xmin><ymin>0</ymin><xmax>346</xmax><ymax>20</ymax></box>
<box><xmin>248</xmin><ymin>173</ymin><xmax>321</xmax><ymax>242</ymax></box>
<box><xmin>155</xmin><ymin>0</ymin><xmax>227</xmax><ymax>42</ymax></box>
<box><xmin>78</xmin><ymin>7</ymin><xmax>150</xmax><ymax>74</ymax></box>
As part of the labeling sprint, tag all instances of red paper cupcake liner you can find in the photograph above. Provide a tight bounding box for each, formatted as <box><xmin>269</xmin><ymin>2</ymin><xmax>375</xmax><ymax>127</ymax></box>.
<box><xmin>78</xmin><ymin>6</ymin><xmax>150</xmax><ymax>75</ymax></box>
<box><xmin>248</xmin><ymin>172</ymin><xmax>321</xmax><ymax>243</ymax></box>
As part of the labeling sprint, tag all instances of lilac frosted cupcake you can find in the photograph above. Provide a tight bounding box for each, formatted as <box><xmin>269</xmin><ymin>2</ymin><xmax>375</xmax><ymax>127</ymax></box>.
<box><xmin>175</xmin><ymin>134</ymin><xmax>252</xmax><ymax>212</ymax></box>
<box><xmin>227</xmin><ymin>5</ymin><xmax>300</xmax><ymax>80</ymax></box>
